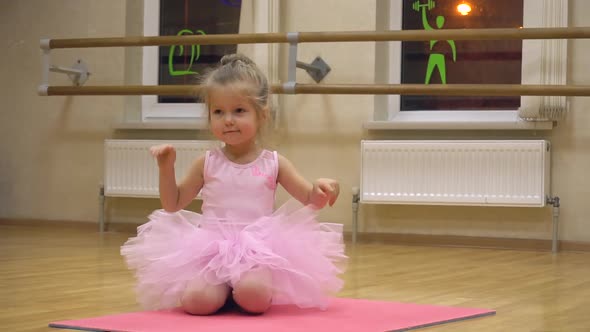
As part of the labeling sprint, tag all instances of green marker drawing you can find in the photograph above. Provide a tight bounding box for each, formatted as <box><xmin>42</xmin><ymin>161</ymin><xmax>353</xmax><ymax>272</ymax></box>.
<box><xmin>168</xmin><ymin>29</ymin><xmax>206</xmax><ymax>76</ymax></box>
<box><xmin>418</xmin><ymin>2</ymin><xmax>456</xmax><ymax>84</ymax></box>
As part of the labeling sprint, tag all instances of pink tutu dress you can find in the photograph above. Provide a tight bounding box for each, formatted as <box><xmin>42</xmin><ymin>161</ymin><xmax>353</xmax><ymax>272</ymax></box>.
<box><xmin>121</xmin><ymin>148</ymin><xmax>347</xmax><ymax>310</ymax></box>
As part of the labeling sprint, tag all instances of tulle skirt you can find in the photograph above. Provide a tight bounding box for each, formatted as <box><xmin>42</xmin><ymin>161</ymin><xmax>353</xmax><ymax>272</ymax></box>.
<box><xmin>120</xmin><ymin>200</ymin><xmax>347</xmax><ymax>310</ymax></box>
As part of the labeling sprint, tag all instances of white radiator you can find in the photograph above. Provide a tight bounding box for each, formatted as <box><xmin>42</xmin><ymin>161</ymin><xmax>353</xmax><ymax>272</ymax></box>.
<box><xmin>360</xmin><ymin>140</ymin><xmax>550</xmax><ymax>207</ymax></box>
<box><xmin>104</xmin><ymin>139</ymin><xmax>219</xmax><ymax>198</ymax></box>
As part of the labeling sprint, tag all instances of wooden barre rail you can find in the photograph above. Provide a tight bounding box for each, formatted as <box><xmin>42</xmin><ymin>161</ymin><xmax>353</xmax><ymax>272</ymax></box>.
<box><xmin>45</xmin><ymin>84</ymin><xmax>590</xmax><ymax>96</ymax></box>
<box><xmin>47</xmin><ymin>27</ymin><xmax>590</xmax><ymax>49</ymax></box>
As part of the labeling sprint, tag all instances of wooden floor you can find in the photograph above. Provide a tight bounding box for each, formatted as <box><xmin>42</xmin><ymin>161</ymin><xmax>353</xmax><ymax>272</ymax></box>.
<box><xmin>2</xmin><ymin>222</ymin><xmax>590</xmax><ymax>332</ymax></box>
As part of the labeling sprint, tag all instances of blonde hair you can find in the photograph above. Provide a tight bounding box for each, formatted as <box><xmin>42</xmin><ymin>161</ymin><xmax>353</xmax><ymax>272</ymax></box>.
<box><xmin>200</xmin><ymin>54</ymin><xmax>271</xmax><ymax>133</ymax></box>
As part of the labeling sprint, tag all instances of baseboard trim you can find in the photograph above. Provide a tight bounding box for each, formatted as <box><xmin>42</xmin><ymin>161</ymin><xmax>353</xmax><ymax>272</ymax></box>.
<box><xmin>0</xmin><ymin>218</ymin><xmax>138</xmax><ymax>232</ymax></box>
<box><xmin>344</xmin><ymin>232</ymin><xmax>590</xmax><ymax>252</ymax></box>
<box><xmin>560</xmin><ymin>241</ymin><xmax>590</xmax><ymax>252</ymax></box>
<box><xmin>0</xmin><ymin>218</ymin><xmax>97</xmax><ymax>229</ymax></box>
<box><xmin>2</xmin><ymin>219</ymin><xmax>588</xmax><ymax>252</ymax></box>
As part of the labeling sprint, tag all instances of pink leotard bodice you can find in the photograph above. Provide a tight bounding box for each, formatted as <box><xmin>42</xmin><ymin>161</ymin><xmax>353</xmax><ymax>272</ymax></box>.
<box><xmin>200</xmin><ymin>148</ymin><xmax>278</xmax><ymax>221</ymax></box>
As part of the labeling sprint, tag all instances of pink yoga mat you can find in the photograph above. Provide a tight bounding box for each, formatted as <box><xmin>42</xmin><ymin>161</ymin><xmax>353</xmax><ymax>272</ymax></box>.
<box><xmin>49</xmin><ymin>297</ymin><xmax>495</xmax><ymax>332</ymax></box>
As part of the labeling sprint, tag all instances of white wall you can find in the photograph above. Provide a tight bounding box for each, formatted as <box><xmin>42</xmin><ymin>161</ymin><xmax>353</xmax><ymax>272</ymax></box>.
<box><xmin>0</xmin><ymin>1</ymin><xmax>126</xmax><ymax>221</ymax></box>
<box><xmin>1</xmin><ymin>0</ymin><xmax>588</xmax><ymax>243</ymax></box>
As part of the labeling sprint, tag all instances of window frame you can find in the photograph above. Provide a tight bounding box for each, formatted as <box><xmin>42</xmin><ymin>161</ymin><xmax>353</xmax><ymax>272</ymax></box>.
<box><xmin>368</xmin><ymin>0</ymin><xmax>568</xmax><ymax>130</ymax></box>
<box><xmin>141</xmin><ymin>0</ymin><xmax>279</xmax><ymax>124</ymax></box>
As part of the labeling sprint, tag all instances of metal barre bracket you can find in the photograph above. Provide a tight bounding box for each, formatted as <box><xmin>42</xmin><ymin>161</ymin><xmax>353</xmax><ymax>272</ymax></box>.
<box><xmin>39</xmin><ymin>39</ymin><xmax>91</xmax><ymax>95</ymax></box>
<box><xmin>285</xmin><ymin>32</ymin><xmax>299</xmax><ymax>94</ymax></box>
<box><xmin>50</xmin><ymin>59</ymin><xmax>90</xmax><ymax>86</ymax></box>
<box><xmin>297</xmin><ymin>56</ymin><xmax>331</xmax><ymax>83</ymax></box>
<box><xmin>285</xmin><ymin>32</ymin><xmax>331</xmax><ymax>93</ymax></box>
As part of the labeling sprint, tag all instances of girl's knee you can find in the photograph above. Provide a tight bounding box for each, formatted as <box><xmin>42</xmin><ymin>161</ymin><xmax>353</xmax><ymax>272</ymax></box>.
<box><xmin>181</xmin><ymin>280</ymin><xmax>229</xmax><ymax>315</ymax></box>
<box><xmin>232</xmin><ymin>270</ymin><xmax>273</xmax><ymax>314</ymax></box>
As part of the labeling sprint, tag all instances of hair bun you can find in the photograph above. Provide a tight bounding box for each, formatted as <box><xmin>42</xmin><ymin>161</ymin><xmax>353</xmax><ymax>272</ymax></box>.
<box><xmin>220</xmin><ymin>53</ymin><xmax>255</xmax><ymax>66</ymax></box>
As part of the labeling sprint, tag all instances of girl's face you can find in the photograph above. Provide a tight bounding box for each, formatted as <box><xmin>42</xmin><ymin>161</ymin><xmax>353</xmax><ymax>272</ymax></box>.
<box><xmin>208</xmin><ymin>87</ymin><xmax>264</xmax><ymax>147</ymax></box>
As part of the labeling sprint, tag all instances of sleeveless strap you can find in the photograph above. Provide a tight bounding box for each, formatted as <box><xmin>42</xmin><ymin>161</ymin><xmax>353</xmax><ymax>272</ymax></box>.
<box><xmin>272</xmin><ymin>151</ymin><xmax>279</xmax><ymax>184</ymax></box>
<box><xmin>203</xmin><ymin>150</ymin><xmax>212</xmax><ymax>179</ymax></box>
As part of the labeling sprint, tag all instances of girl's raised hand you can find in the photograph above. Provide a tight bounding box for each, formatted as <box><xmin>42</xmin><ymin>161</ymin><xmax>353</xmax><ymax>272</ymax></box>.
<box><xmin>150</xmin><ymin>144</ymin><xmax>176</xmax><ymax>169</ymax></box>
<box><xmin>309</xmin><ymin>178</ymin><xmax>340</xmax><ymax>209</ymax></box>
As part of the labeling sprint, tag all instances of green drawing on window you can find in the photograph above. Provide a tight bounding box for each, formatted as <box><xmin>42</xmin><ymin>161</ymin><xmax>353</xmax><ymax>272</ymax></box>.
<box><xmin>415</xmin><ymin>1</ymin><xmax>456</xmax><ymax>84</ymax></box>
<box><xmin>168</xmin><ymin>29</ymin><xmax>206</xmax><ymax>76</ymax></box>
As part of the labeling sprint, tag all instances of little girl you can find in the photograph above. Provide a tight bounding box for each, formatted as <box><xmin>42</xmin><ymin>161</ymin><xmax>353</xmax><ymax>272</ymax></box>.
<box><xmin>121</xmin><ymin>54</ymin><xmax>347</xmax><ymax>315</ymax></box>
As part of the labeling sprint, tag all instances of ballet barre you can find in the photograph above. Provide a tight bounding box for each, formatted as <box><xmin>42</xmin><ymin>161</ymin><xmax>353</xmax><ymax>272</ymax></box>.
<box><xmin>44</xmin><ymin>84</ymin><xmax>590</xmax><ymax>97</ymax></box>
<box><xmin>45</xmin><ymin>27</ymin><xmax>590</xmax><ymax>48</ymax></box>
<box><xmin>38</xmin><ymin>27</ymin><xmax>590</xmax><ymax>97</ymax></box>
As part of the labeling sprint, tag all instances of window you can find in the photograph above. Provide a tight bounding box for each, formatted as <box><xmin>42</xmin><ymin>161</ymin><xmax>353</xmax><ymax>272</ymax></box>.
<box><xmin>141</xmin><ymin>0</ymin><xmax>279</xmax><ymax>125</ymax></box>
<box><xmin>370</xmin><ymin>0</ymin><xmax>568</xmax><ymax>130</ymax></box>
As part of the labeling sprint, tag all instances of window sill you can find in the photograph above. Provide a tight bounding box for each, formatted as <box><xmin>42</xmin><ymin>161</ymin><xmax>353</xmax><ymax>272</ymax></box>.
<box><xmin>365</xmin><ymin>111</ymin><xmax>554</xmax><ymax>130</ymax></box>
<box><xmin>114</xmin><ymin>120</ymin><xmax>208</xmax><ymax>130</ymax></box>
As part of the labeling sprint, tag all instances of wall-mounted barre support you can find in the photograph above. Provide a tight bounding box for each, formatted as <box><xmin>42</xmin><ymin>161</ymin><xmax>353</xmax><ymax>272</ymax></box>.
<box><xmin>38</xmin><ymin>39</ymin><xmax>51</xmax><ymax>96</ymax></box>
<box><xmin>283</xmin><ymin>32</ymin><xmax>331</xmax><ymax>92</ymax></box>
<box><xmin>284</xmin><ymin>32</ymin><xmax>299</xmax><ymax>94</ymax></box>
<box><xmin>296</xmin><ymin>57</ymin><xmax>331</xmax><ymax>83</ymax></box>
<box><xmin>38</xmin><ymin>39</ymin><xmax>90</xmax><ymax>96</ymax></box>
<box><xmin>50</xmin><ymin>60</ymin><xmax>90</xmax><ymax>86</ymax></box>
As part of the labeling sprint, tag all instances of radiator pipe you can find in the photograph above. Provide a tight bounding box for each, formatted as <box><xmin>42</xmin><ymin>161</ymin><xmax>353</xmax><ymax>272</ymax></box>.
<box><xmin>352</xmin><ymin>187</ymin><xmax>360</xmax><ymax>244</ymax></box>
<box><xmin>546</xmin><ymin>196</ymin><xmax>560</xmax><ymax>253</ymax></box>
<box><xmin>99</xmin><ymin>185</ymin><xmax>105</xmax><ymax>233</ymax></box>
